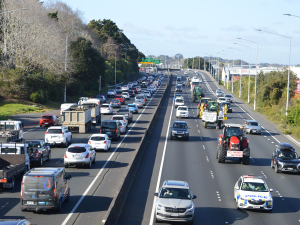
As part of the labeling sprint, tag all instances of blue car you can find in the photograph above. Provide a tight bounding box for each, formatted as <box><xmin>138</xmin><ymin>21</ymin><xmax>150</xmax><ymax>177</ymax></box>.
<box><xmin>126</xmin><ymin>103</ymin><xmax>139</xmax><ymax>114</ymax></box>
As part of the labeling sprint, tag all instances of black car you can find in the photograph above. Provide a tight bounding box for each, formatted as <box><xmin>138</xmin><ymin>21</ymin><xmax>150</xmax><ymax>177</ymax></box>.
<box><xmin>21</xmin><ymin>168</ymin><xmax>71</xmax><ymax>212</ymax></box>
<box><xmin>271</xmin><ymin>143</ymin><xmax>300</xmax><ymax>173</ymax></box>
<box><xmin>141</xmin><ymin>82</ymin><xmax>147</xmax><ymax>88</ymax></box>
<box><xmin>170</xmin><ymin>121</ymin><xmax>190</xmax><ymax>141</ymax></box>
<box><xmin>100</xmin><ymin>120</ymin><xmax>121</xmax><ymax>141</ymax></box>
<box><xmin>26</xmin><ymin>140</ymin><xmax>51</xmax><ymax>166</ymax></box>
<box><xmin>117</xmin><ymin>108</ymin><xmax>133</xmax><ymax>123</ymax></box>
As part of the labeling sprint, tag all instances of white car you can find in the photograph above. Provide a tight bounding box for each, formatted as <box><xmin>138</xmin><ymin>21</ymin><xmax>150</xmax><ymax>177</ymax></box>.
<box><xmin>224</xmin><ymin>94</ymin><xmax>233</xmax><ymax>102</ymax></box>
<box><xmin>122</xmin><ymin>91</ymin><xmax>130</xmax><ymax>99</ymax></box>
<box><xmin>234</xmin><ymin>175</ymin><xmax>273</xmax><ymax>211</ymax></box>
<box><xmin>119</xmin><ymin>120</ymin><xmax>127</xmax><ymax>134</ymax></box>
<box><xmin>127</xmin><ymin>82</ymin><xmax>133</xmax><ymax>88</ymax></box>
<box><xmin>136</xmin><ymin>86</ymin><xmax>141</xmax><ymax>92</ymax></box>
<box><xmin>64</xmin><ymin>143</ymin><xmax>96</xmax><ymax>168</ymax></box>
<box><xmin>111</xmin><ymin>115</ymin><xmax>128</xmax><ymax>128</ymax></box>
<box><xmin>101</xmin><ymin>104</ymin><xmax>113</xmax><ymax>114</ymax></box>
<box><xmin>184</xmin><ymin>71</ymin><xmax>188</xmax><ymax>75</ymax></box>
<box><xmin>133</xmin><ymin>81</ymin><xmax>138</xmax><ymax>86</ymax></box>
<box><xmin>122</xmin><ymin>85</ymin><xmax>129</xmax><ymax>91</ymax></box>
<box><xmin>217</xmin><ymin>97</ymin><xmax>226</xmax><ymax>103</ymax></box>
<box><xmin>176</xmin><ymin>106</ymin><xmax>189</xmax><ymax>118</ymax></box>
<box><xmin>216</xmin><ymin>89</ymin><xmax>223</xmax><ymax>97</ymax></box>
<box><xmin>45</xmin><ymin>126</ymin><xmax>72</xmax><ymax>147</ymax></box>
<box><xmin>175</xmin><ymin>98</ymin><xmax>184</xmax><ymax>108</ymax></box>
<box><xmin>88</xmin><ymin>134</ymin><xmax>111</xmax><ymax>151</ymax></box>
<box><xmin>107</xmin><ymin>89</ymin><xmax>116</xmax><ymax>98</ymax></box>
<box><xmin>144</xmin><ymin>91</ymin><xmax>151</xmax><ymax>97</ymax></box>
<box><xmin>154</xmin><ymin>180</ymin><xmax>197</xmax><ymax>223</ymax></box>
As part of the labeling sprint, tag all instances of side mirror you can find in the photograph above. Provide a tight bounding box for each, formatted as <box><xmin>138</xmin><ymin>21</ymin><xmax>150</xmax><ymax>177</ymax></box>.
<box><xmin>154</xmin><ymin>193</ymin><xmax>158</xmax><ymax>197</ymax></box>
<box><xmin>65</xmin><ymin>174</ymin><xmax>72</xmax><ymax>180</ymax></box>
<box><xmin>188</xmin><ymin>127</ymin><xmax>191</xmax><ymax>129</ymax></box>
<box><xmin>235</xmin><ymin>186</ymin><xmax>239</xmax><ymax>190</ymax></box>
<box><xmin>270</xmin><ymin>189</ymin><xmax>273</xmax><ymax>192</ymax></box>
<box><xmin>192</xmin><ymin>195</ymin><xmax>197</xmax><ymax>199</ymax></box>
<box><xmin>45</xmin><ymin>143</ymin><xmax>51</xmax><ymax>147</ymax></box>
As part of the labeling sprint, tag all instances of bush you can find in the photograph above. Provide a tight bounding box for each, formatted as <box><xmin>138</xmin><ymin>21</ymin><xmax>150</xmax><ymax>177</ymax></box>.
<box><xmin>30</xmin><ymin>89</ymin><xmax>48</xmax><ymax>104</ymax></box>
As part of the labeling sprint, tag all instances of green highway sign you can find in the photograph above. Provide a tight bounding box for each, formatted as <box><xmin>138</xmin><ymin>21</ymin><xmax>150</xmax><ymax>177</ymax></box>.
<box><xmin>141</xmin><ymin>58</ymin><xmax>161</xmax><ymax>64</ymax></box>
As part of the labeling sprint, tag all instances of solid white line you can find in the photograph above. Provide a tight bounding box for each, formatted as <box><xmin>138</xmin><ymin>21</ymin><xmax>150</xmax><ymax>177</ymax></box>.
<box><xmin>149</xmin><ymin>85</ymin><xmax>175</xmax><ymax>225</ymax></box>
<box><xmin>62</xmin><ymin>82</ymin><xmax>163</xmax><ymax>225</ymax></box>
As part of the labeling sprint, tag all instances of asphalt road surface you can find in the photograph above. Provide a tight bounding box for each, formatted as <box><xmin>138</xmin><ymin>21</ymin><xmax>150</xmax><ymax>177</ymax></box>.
<box><xmin>117</xmin><ymin>70</ymin><xmax>300</xmax><ymax>225</ymax></box>
<box><xmin>0</xmin><ymin>73</ymin><xmax>168</xmax><ymax>225</ymax></box>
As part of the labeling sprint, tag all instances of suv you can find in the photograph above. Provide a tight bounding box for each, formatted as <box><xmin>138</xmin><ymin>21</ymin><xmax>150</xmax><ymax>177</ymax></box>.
<box><xmin>154</xmin><ymin>180</ymin><xmax>197</xmax><ymax>223</ymax></box>
<box><xmin>20</xmin><ymin>168</ymin><xmax>72</xmax><ymax>212</ymax></box>
<box><xmin>170</xmin><ymin>121</ymin><xmax>190</xmax><ymax>141</ymax></box>
<box><xmin>45</xmin><ymin>126</ymin><xmax>72</xmax><ymax>147</ymax></box>
<box><xmin>176</xmin><ymin>85</ymin><xmax>182</xmax><ymax>92</ymax></box>
<box><xmin>271</xmin><ymin>143</ymin><xmax>300</xmax><ymax>173</ymax></box>
<box><xmin>234</xmin><ymin>175</ymin><xmax>273</xmax><ymax>211</ymax></box>
<box><xmin>64</xmin><ymin>144</ymin><xmax>96</xmax><ymax>168</ymax></box>
<box><xmin>26</xmin><ymin>140</ymin><xmax>51</xmax><ymax>166</ymax></box>
<box><xmin>100</xmin><ymin>120</ymin><xmax>121</xmax><ymax>141</ymax></box>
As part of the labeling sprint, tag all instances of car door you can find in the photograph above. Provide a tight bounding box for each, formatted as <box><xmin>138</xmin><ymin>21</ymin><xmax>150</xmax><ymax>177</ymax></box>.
<box><xmin>274</xmin><ymin>149</ymin><xmax>279</xmax><ymax>165</ymax></box>
<box><xmin>40</xmin><ymin>140</ymin><xmax>46</xmax><ymax>159</ymax></box>
<box><xmin>106</xmin><ymin>135</ymin><xmax>111</xmax><ymax>148</ymax></box>
<box><xmin>234</xmin><ymin>177</ymin><xmax>242</xmax><ymax>198</ymax></box>
<box><xmin>88</xmin><ymin>145</ymin><xmax>95</xmax><ymax>161</ymax></box>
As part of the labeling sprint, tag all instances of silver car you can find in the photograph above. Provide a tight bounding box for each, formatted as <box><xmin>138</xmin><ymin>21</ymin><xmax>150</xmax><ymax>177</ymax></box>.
<box><xmin>154</xmin><ymin>180</ymin><xmax>197</xmax><ymax>223</ymax></box>
<box><xmin>64</xmin><ymin>144</ymin><xmax>96</xmax><ymax>168</ymax></box>
<box><xmin>244</xmin><ymin>120</ymin><xmax>262</xmax><ymax>134</ymax></box>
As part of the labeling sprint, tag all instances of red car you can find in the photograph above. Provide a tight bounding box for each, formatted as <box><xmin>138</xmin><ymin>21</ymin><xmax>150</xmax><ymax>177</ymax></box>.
<box><xmin>128</xmin><ymin>90</ymin><xmax>135</xmax><ymax>97</ymax></box>
<box><xmin>130</xmin><ymin>87</ymin><xmax>138</xmax><ymax>94</ymax></box>
<box><xmin>39</xmin><ymin>114</ymin><xmax>58</xmax><ymax>127</ymax></box>
<box><xmin>114</xmin><ymin>95</ymin><xmax>125</xmax><ymax>105</ymax></box>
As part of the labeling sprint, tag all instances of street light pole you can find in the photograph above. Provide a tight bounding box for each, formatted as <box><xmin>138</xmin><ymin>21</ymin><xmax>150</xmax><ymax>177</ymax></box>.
<box><xmin>256</xmin><ymin>29</ymin><xmax>291</xmax><ymax>115</ymax></box>
<box><xmin>237</xmin><ymin>38</ymin><xmax>258</xmax><ymax>110</ymax></box>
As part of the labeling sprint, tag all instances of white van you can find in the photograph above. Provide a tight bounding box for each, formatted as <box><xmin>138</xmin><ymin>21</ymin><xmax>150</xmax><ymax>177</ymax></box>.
<box><xmin>60</xmin><ymin>103</ymin><xmax>77</xmax><ymax>115</ymax></box>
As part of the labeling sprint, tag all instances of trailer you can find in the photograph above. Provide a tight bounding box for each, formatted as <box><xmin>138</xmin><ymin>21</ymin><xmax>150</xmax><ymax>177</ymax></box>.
<box><xmin>0</xmin><ymin>121</ymin><xmax>24</xmax><ymax>143</ymax></box>
<box><xmin>62</xmin><ymin>108</ymin><xmax>92</xmax><ymax>133</ymax></box>
<box><xmin>0</xmin><ymin>143</ymin><xmax>30</xmax><ymax>189</ymax></box>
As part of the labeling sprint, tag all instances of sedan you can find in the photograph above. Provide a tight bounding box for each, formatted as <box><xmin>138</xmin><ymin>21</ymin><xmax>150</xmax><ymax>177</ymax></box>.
<box><xmin>244</xmin><ymin>120</ymin><xmax>262</xmax><ymax>134</ymax></box>
<box><xmin>39</xmin><ymin>114</ymin><xmax>58</xmax><ymax>127</ymax></box>
<box><xmin>135</xmin><ymin>99</ymin><xmax>144</xmax><ymax>108</ymax></box>
<box><xmin>127</xmin><ymin>103</ymin><xmax>139</xmax><ymax>114</ymax></box>
<box><xmin>176</xmin><ymin>106</ymin><xmax>189</xmax><ymax>118</ymax></box>
<box><xmin>64</xmin><ymin>144</ymin><xmax>96</xmax><ymax>168</ymax></box>
<box><xmin>107</xmin><ymin>89</ymin><xmax>116</xmax><ymax>98</ymax></box>
<box><xmin>136</xmin><ymin>86</ymin><xmax>142</xmax><ymax>92</ymax></box>
<box><xmin>144</xmin><ymin>91</ymin><xmax>151</xmax><ymax>97</ymax></box>
<box><xmin>224</xmin><ymin>94</ymin><xmax>233</xmax><ymax>102</ymax></box>
<box><xmin>122</xmin><ymin>85</ymin><xmax>129</xmax><ymax>91</ymax></box>
<box><xmin>133</xmin><ymin>81</ymin><xmax>138</xmax><ymax>86</ymax></box>
<box><xmin>110</xmin><ymin>99</ymin><xmax>121</xmax><ymax>108</ymax></box>
<box><xmin>101</xmin><ymin>104</ymin><xmax>113</xmax><ymax>114</ymax></box>
<box><xmin>89</xmin><ymin>134</ymin><xmax>111</xmax><ymax>151</ymax></box>
<box><xmin>128</xmin><ymin>90</ymin><xmax>135</xmax><ymax>97</ymax></box>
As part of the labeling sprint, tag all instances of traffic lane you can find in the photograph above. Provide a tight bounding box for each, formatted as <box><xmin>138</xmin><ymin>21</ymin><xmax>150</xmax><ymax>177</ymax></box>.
<box><xmin>70</xmin><ymin>80</ymin><xmax>168</xmax><ymax>225</ymax></box>
<box><xmin>0</xmin><ymin>86</ymin><xmax>163</xmax><ymax>223</ymax></box>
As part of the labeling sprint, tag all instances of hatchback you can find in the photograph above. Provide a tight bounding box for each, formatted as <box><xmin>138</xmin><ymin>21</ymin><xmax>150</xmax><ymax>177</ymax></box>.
<box><xmin>64</xmin><ymin>144</ymin><xmax>96</xmax><ymax>168</ymax></box>
<box><xmin>39</xmin><ymin>115</ymin><xmax>58</xmax><ymax>127</ymax></box>
<box><xmin>88</xmin><ymin>134</ymin><xmax>111</xmax><ymax>151</ymax></box>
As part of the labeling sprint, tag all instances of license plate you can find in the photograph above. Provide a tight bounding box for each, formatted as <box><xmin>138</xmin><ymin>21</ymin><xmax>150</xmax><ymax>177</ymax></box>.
<box><xmin>252</xmin><ymin>130</ymin><xmax>257</xmax><ymax>132</ymax></box>
<box><xmin>171</xmin><ymin>213</ymin><xmax>179</xmax><ymax>217</ymax></box>
<box><xmin>252</xmin><ymin>206</ymin><xmax>260</xmax><ymax>209</ymax></box>
<box><xmin>51</xmin><ymin>136</ymin><xmax>57</xmax><ymax>138</ymax></box>
<box><xmin>287</xmin><ymin>168</ymin><xmax>294</xmax><ymax>170</ymax></box>
<box><xmin>27</xmin><ymin>201</ymin><xmax>35</xmax><ymax>205</ymax></box>
<box><xmin>178</xmin><ymin>136</ymin><xmax>182</xmax><ymax>138</ymax></box>
<box><xmin>107</xmin><ymin>132</ymin><xmax>112</xmax><ymax>135</ymax></box>
<box><xmin>227</xmin><ymin>151</ymin><xmax>243</xmax><ymax>157</ymax></box>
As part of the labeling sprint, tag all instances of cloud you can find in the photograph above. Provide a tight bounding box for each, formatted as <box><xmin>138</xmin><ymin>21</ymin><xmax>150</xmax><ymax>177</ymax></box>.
<box><xmin>224</xmin><ymin>25</ymin><xmax>246</xmax><ymax>32</ymax></box>
<box><xmin>123</xmin><ymin>22</ymin><xmax>164</xmax><ymax>37</ymax></box>
<box><xmin>164</xmin><ymin>25</ymin><xmax>175</xmax><ymax>30</ymax></box>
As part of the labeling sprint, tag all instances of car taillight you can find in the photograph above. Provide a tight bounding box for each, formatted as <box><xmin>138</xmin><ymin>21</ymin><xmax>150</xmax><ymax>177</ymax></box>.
<box><xmin>103</xmin><ymin>141</ymin><xmax>106</xmax><ymax>144</ymax></box>
<box><xmin>35</xmin><ymin>150</ymin><xmax>39</xmax><ymax>158</ymax></box>
<box><xmin>120</xmin><ymin>126</ymin><xmax>123</xmax><ymax>128</ymax></box>
<box><xmin>62</xmin><ymin>132</ymin><xmax>64</xmax><ymax>135</ymax></box>
<box><xmin>85</xmin><ymin>153</ymin><xmax>89</xmax><ymax>158</ymax></box>
<box><xmin>88</xmin><ymin>141</ymin><xmax>91</xmax><ymax>144</ymax></box>
<box><xmin>123</xmin><ymin>120</ymin><xmax>125</xmax><ymax>122</ymax></box>
<box><xmin>20</xmin><ymin>182</ymin><xmax>23</xmax><ymax>199</ymax></box>
<box><xmin>116</xmin><ymin>129</ymin><xmax>118</xmax><ymax>132</ymax></box>
<box><xmin>100</xmin><ymin>129</ymin><xmax>102</xmax><ymax>133</ymax></box>
<box><xmin>54</xmin><ymin>182</ymin><xmax>57</xmax><ymax>199</ymax></box>
<box><xmin>64</xmin><ymin>153</ymin><xmax>68</xmax><ymax>158</ymax></box>
<box><xmin>46</xmin><ymin>132</ymin><xmax>48</xmax><ymax>134</ymax></box>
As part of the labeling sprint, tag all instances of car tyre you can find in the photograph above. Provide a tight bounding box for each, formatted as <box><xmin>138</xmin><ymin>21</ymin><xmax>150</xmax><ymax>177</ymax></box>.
<box><xmin>56</xmin><ymin>200</ymin><xmax>62</xmax><ymax>212</ymax></box>
<box><xmin>65</xmin><ymin>188</ymin><xmax>70</xmax><ymax>202</ymax></box>
<box><xmin>87</xmin><ymin>160</ymin><xmax>92</xmax><ymax>168</ymax></box>
<box><xmin>92</xmin><ymin>155</ymin><xmax>96</xmax><ymax>164</ymax></box>
<box><xmin>218</xmin><ymin>145</ymin><xmax>226</xmax><ymax>163</ymax></box>
<box><xmin>39</xmin><ymin>157</ymin><xmax>43</xmax><ymax>167</ymax></box>
<box><xmin>46</xmin><ymin>152</ymin><xmax>51</xmax><ymax>161</ymax></box>
<box><xmin>64</xmin><ymin>164</ymin><xmax>68</xmax><ymax>168</ymax></box>
<box><xmin>275</xmin><ymin>163</ymin><xmax>279</xmax><ymax>173</ymax></box>
<box><xmin>236</xmin><ymin>200</ymin><xmax>240</xmax><ymax>210</ymax></box>
<box><xmin>155</xmin><ymin>217</ymin><xmax>161</xmax><ymax>223</ymax></box>
<box><xmin>271</xmin><ymin>159</ymin><xmax>275</xmax><ymax>168</ymax></box>
<box><xmin>186</xmin><ymin>136</ymin><xmax>189</xmax><ymax>141</ymax></box>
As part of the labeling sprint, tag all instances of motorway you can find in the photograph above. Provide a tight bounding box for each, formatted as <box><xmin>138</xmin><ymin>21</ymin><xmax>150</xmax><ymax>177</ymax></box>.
<box><xmin>0</xmin><ymin>73</ymin><xmax>168</xmax><ymax>225</ymax></box>
<box><xmin>117</xmin><ymin>70</ymin><xmax>300</xmax><ymax>225</ymax></box>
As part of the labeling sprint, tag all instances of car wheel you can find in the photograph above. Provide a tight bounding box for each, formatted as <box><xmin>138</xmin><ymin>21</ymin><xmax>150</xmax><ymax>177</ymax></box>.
<box><xmin>236</xmin><ymin>200</ymin><xmax>240</xmax><ymax>210</ymax></box>
<box><xmin>92</xmin><ymin>155</ymin><xmax>96</xmax><ymax>164</ymax></box>
<box><xmin>65</xmin><ymin>188</ymin><xmax>70</xmax><ymax>202</ymax></box>
<box><xmin>64</xmin><ymin>141</ymin><xmax>68</xmax><ymax>148</ymax></box>
<box><xmin>64</xmin><ymin>164</ymin><xmax>69</xmax><ymax>168</ymax></box>
<box><xmin>275</xmin><ymin>163</ymin><xmax>279</xmax><ymax>173</ymax></box>
<box><xmin>39</xmin><ymin>157</ymin><xmax>43</xmax><ymax>167</ymax></box>
<box><xmin>9</xmin><ymin>177</ymin><xmax>15</xmax><ymax>189</ymax></box>
<box><xmin>46</xmin><ymin>152</ymin><xmax>51</xmax><ymax>161</ymax></box>
<box><xmin>186</xmin><ymin>136</ymin><xmax>189</xmax><ymax>141</ymax></box>
<box><xmin>155</xmin><ymin>217</ymin><xmax>161</xmax><ymax>223</ymax></box>
<box><xmin>56</xmin><ymin>200</ymin><xmax>62</xmax><ymax>212</ymax></box>
<box><xmin>87</xmin><ymin>160</ymin><xmax>92</xmax><ymax>168</ymax></box>
<box><xmin>271</xmin><ymin>159</ymin><xmax>274</xmax><ymax>168</ymax></box>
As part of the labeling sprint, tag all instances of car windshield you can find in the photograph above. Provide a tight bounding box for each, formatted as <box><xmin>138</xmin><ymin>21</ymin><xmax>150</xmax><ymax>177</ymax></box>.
<box><xmin>278</xmin><ymin>150</ymin><xmax>298</xmax><ymax>159</ymax></box>
<box><xmin>173</xmin><ymin>123</ymin><xmax>188</xmax><ymax>128</ymax></box>
<box><xmin>178</xmin><ymin>107</ymin><xmax>188</xmax><ymax>111</ymax></box>
<box><xmin>128</xmin><ymin>104</ymin><xmax>136</xmax><ymax>107</ymax></box>
<box><xmin>68</xmin><ymin>147</ymin><xmax>86</xmax><ymax>153</ymax></box>
<box><xmin>47</xmin><ymin>129</ymin><xmax>62</xmax><ymax>134</ymax></box>
<box><xmin>42</xmin><ymin>116</ymin><xmax>52</xmax><ymax>119</ymax></box>
<box><xmin>159</xmin><ymin>187</ymin><xmax>191</xmax><ymax>199</ymax></box>
<box><xmin>176</xmin><ymin>99</ymin><xmax>183</xmax><ymax>103</ymax></box>
<box><xmin>225</xmin><ymin>95</ymin><xmax>232</xmax><ymax>98</ymax></box>
<box><xmin>111</xmin><ymin>100</ymin><xmax>119</xmax><ymax>103</ymax></box>
<box><xmin>109</xmin><ymin>89</ymin><xmax>114</xmax><ymax>92</ymax></box>
<box><xmin>248</xmin><ymin>122</ymin><xmax>258</xmax><ymax>126</ymax></box>
<box><xmin>26</xmin><ymin>141</ymin><xmax>41</xmax><ymax>148</ymax></box>
<box><xmin>23</xmin><ymin>176</ymin><xmax>54</xmax><ymax>191</ymax></box>
<box><xmin>226</xmin><ymin>127</ymin><xmax>243</xmax><ymax>137</ymax></box>
<box><xmin>90</xmin><ymin>136</ymin><xmax>105</xmax><ymax>141</ymax></box>
<box><xmin>112</xmin><ymin>116</ymin><xmax>124</xmax><ymax>120</ymax></box>
<box><xmin>241</xmin><ymin>182</ymin><xmax>268</xmax><ymax>192</ymax></box>
<box><xmin>192</xmin><ymin>82</ymin><xmax>200</xmax><ymax>85</ymax></box>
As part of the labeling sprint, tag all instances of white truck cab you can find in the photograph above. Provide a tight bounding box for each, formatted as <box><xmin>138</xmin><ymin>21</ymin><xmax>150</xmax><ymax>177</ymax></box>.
<box><xmin>0</xmin><ymin>120</ymin><xmax>24</xmax><ymax>142</ymax></box>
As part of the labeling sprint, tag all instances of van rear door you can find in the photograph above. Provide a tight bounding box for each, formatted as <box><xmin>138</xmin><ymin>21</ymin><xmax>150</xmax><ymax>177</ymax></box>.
<box><xmin>22</xmin><ymin>176</ymin><xmax>55</xmax><ymax>207</ymax></box>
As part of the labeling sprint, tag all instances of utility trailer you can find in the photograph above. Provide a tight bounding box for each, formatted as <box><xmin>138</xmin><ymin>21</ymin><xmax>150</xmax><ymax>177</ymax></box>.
<box><xmin>0</xmin><ymin>121</ymin><xmax>24</xmax><ymax>143</ymax></box>
<box><xmin>0</xmin><ymin>143</ymin><xmax>30</xmax><ymax>189</ymax></box>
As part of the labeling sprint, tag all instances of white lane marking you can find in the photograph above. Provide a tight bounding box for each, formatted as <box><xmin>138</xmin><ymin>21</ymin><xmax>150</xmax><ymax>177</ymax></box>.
<box><xmin>203</xmin><ymin>145</ymin><xmax>205</xmax><ymax>149</ymax></box>
<box><xmin>206</xmin><ymin>156</ymin><xmax>209</xmax><ymax>162</ymax></box>
<box><xmin>56</xmin><ymin>159</ymin><xmax>63</xmax><ymax>164</ymax></box>
<box><xmin>0</xmin><ymin>202</ymin><xmax>8</xmax><ymax>210</ymax></box>
<box><xmin>62</xmin><ymin>79</ymin><xmax>164</xmax><ymax>225</ymax></box>
<box><xmin>196</xmin><ymin>124</ymin><xmax>198</xmax><ymax>127</ymax></box>
<box><xmin>23</xmin><ymin>127</ymin><xmax>38</xmax><ymax>134</ymax></box>
<box><xmin>198</xmin><ymin>130</ymin><xmax>200</xmax><ymax>133</ymax></box>
<box><xmin>149</xmin><ymin>85</ymin><xmax>175</xmax><ymax>225</ymax></box>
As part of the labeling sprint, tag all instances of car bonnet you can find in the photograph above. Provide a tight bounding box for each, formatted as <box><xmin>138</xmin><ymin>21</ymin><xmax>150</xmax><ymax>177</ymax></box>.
<box><xmin>157</xmin><ymin>198</ymin><xmax>192</xmax><ymax>208</ymax></box>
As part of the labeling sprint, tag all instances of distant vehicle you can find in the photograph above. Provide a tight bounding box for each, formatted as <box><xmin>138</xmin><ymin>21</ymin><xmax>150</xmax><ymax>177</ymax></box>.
<box><xmin>176</xmin><ymin>85</ymin><xmax>182</xmax><ymax>92</ymax></box>
<box><xmin>111</xmin><ymin>114</ymin><xmax>128</xmax><ymax>128</ymax></box>
<box><xmin>271</xmin><ymin>143</ymin><xmax>300</xmax><ymax>173</ymax></box>
<box><xmin>216</xmin><ymin>89</ymin><xmax>223</xmax><ymax>97</ymax></box>
<box><xmin>122</xmin><ymin>91</ymin><xmax>130</xmax><ymax>100</ymax></box>
<box><xmin>100</xmin><ymin>120</ymin><xmax>121</xmax><ymax>141</ymax></box>
<box><xmin>126</xmin><ymin>104</ymin><xmax>139</xmax><ymax>114</ymax></box>
<box><xmin>217</xmin><ymin>97</ymin><xmax>226</xmax><ymax>103</ymax></box>
<box><xmin>135</xmin><ymin>99</ymin><xmax>144</xmax><ymax>108</ymax></box>
<box><xmin>39</xmin><ymin>114</ymin><xmax>58</xmax><ymax>127</ymax></box>
<box><xmin>224</xmin><ymin>94</ymin><xmax>233</xmax><ymax>102</ymax></box>
<box><xmin>170</xmin><ymin>121</ymin><xmax>190</xmax><ymax>141</ymax></box>
<box><xmin>184</xmin><ymin>71</ymin><xmax>188</xmax><ymax>75</ymax></box>
<box><xmin>115</xmin><ymin>86</ymin><xmax>122</xmax><ymax>92</ymax></box>
<box><xmin>154</xmin><ymin>180</ymin><xmax>197</xmax><ymax>223</ymax></box>
<box><xmin>101</xmin><ymin>104</ymin><xmax>113</xmax><ymax>114</ymax></box>
<box><xmin>128</xmin><ymin>90</ymin><xmax>135</xmax><ymax>97</ymax></box>
<box><xmin>117</xmin><ymin>108</ymin><xmax>133</xmax><ymax>124</ymax></box>
<box><xmin>176</xmin><ymin>106</ymin><xmax>189</xmax><ymax>118</ymax></box>
<box><xmin>60</xmin><ymin>103</ymin><xmax>77</xmax><ymax>115</ymax></box>
<box><xmin>220</xmin><ymin>102</ymin><xmax>232</xmax><ymax>113</ymax></box>
<box><xmin>175</xmin><ymin>98</ymin><xmax>184</xmax><ymax>108</ymax></box>
<box><xmin>64</xmin><ymin>143</ymin><xmax>96</xmax><ymax>168</ymax></box>
<box><xmin>234</xmin><ymin>175</ymin><xmax>273</xmax><ymax>211</ymax></box>
<box><xmin>45</xmin><ymin>126</ymin><xmax>72</xmax><ymax>147</ymax></box>
<box><xmin>107</xmin><ymin>89</ymin><xmax>116</xmax><ymax>98</ymax></box>
<box><xmin>21</xmin><ymin>167</ymin><xmax>71</xmax><ymax>212</ymax></box>
<box><xmin>244</xmin><ymin>120</ymin><xmax>262</xmax><ymax>134</ymax></box>
<box><xmin>114</xmin><ymin>95</ymin><xmax>125</xmax><ymax>105</ymax></box>
<box><xmin>177</xmin><ymin>76</ymin><xmax>182</xmax><ymax>81</ymax></box>
<box><xmin>88</xmin><ymin>134</ymin><xmax>111</xmax><ymax>151</ymax></box>
<box><xmin>110</xmin><ymin>99</ymin><xmax>121</xmax><ymax>108</ymax></box>
<box><xmin>26</xmin><ymin>140</ymin><xmax>51</xmax><ymax>166</ymax></box>
<box><xmin>136</xmin><ymin>86</ymin><xmax>142</xmax><ymax>92</ymax></box>
<box><xmin>119</xmin><ymin>120</ymin><xmax>127</xmax><ymax>134</ymax></box>
<box><xmin>122</xmin><ymin>85</ymin><xmax>129</xmax><ymax>91</ymax></box>
<box><xmin>144</xmin><ymin>91</ymin><xmax>151</xmax><ymax>97</ymax></box>
<box><xmin>133</xmin><ymin>81</ymin><xmax>138</xmax><ymax>86</ymax></box>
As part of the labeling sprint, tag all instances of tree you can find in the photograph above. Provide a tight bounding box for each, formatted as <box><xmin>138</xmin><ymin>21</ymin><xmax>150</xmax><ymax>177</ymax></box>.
<box><xmin>175</xmin><ymin>53</ymin><xmax>183</xmax><ymax>60</ymax></box>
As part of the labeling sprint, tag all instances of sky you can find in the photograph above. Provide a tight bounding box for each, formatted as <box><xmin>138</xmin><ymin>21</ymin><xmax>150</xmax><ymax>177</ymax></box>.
<box><xmin>48</xmin><ymin>0</ymin><xmax>300</xmax><ymax>65</ymax></box>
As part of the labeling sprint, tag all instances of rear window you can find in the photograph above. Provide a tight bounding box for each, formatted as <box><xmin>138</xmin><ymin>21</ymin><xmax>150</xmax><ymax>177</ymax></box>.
<box><xmin>129</xmin><ymin>91</ymin><xmax>133</xmax><ymax>93</ymax></box>
<box><xmin>90</xmin><ymin>136</ymin><xmax>105</xmax><ymax>141</ymax></box>
<box><xmin>108</xmin><ymin>89</ymin><xmax>115</xmax><ymax>92</ymax></box>
<box><xmin>42</xmin><ymin>116</ymin><xmax>53</xmax><ymax>119</ymax></box>
<box><xmin>128</xmin><ymin>104</ymin><xmax>135</xmax><ymax>107</ymax></box>
<box><xmin>102</xmin><ymin>122</ymin><xmax>117</xmax><ymax>129</ymax></box>
<box><xmin>136</xmin><ymin>96</ymin><xmax>143</xmax><ymax>99</ymax></box>
<box><xmin>23</xmin><ymin>176</ymin><xmax>54</xmax><ymax>191</ymax></box>
<box><xmin>115</xmin><ymin>95</ymin><xmax>122</xmax><ymax>98</ymax></box>
<box><xmin>26</xmin><ymin>141</ymin><xmax>40</xmax><ymax>148</ymax></box>
<box><xmin>68</xmin><ymin>147</ymin><xmax>86</xmax><ymax>153</ymax></box>
<box><xmin>47</xmin><ymin>129</ymin><xmax>62</xmax><ymax>134</ymax></box>
<box><xmin>112</xmin><ymin>116</ymin><xmax>124</xmax><ymax>120</ymax></box>
<box><xmin>176</xmin><ymin>99</ymin><xmax>183</xmax><ymax>102</ymax></box>
<box><xmin>0</xmin><ymin>124</ymin><xmax>15</xmax><ymax>130</ymax></box>
<box><xmin>102</xmin><ymin>104</ymin><xmax>110</xmax><ymax>108</ymax></box>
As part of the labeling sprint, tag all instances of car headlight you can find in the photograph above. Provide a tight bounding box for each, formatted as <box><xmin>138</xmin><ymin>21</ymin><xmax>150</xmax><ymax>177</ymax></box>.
<box><xmin>185</xmin><ymin>131</ymin><xmax>189</xmax><ymax>134</ymax></box>
<box><xmin>172</xmin><ymin>130</ymin><xmax>176</xmax><ymax>133</ymax></box>
<box><xmin>186</xmin><ymin>204</ymin><xmax>194</xmax><ymax>212</ymax></box>
<box><xmin>278</xmin><ymin>161</ymin><xmax>284</xmax><ymax>165</ymax></box>
<box><xmin>157</xmin><ymin>204</ymin><xmax>165</xmax><ymax>211</ymax></box>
